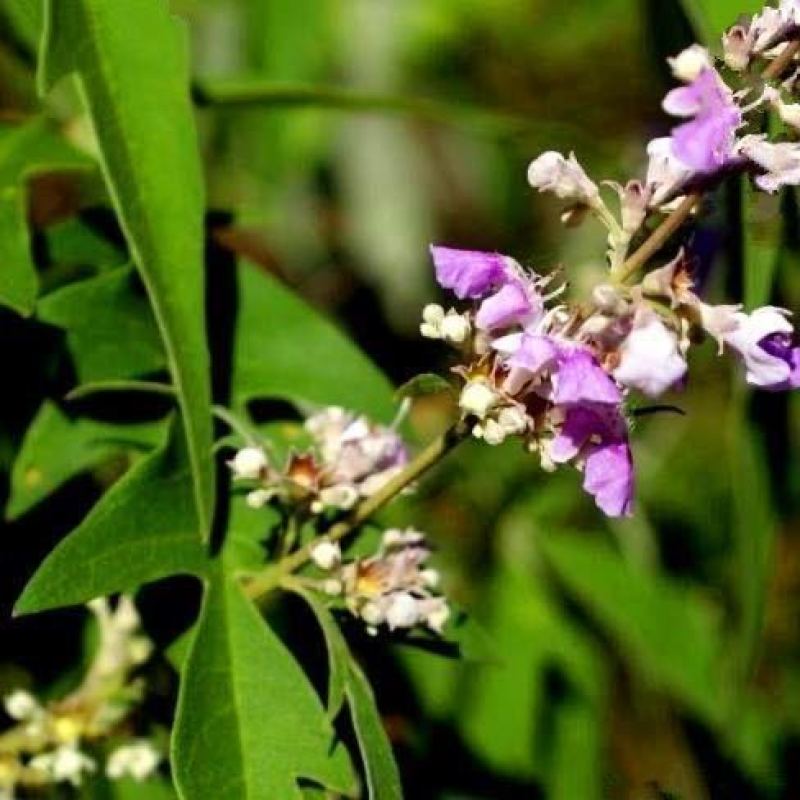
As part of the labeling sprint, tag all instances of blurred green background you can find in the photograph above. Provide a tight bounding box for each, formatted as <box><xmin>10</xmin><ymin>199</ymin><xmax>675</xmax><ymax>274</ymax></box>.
<box><xmin>2</xmin><ymin>0</ymin><xmax>800</xmax><ymax>797</ymax></box>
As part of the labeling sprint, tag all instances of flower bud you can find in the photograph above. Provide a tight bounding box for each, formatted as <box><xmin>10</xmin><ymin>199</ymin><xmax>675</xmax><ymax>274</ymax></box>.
<box><xmin>722</xmin><ymin>25</ymin><xmax>752</xmax><ymax>71</ymax></box>
<box><xmin>439</xmin><ymin>312</ymin><xmax>471</xmax><ymax>344</ymax></box>
<box><xmin>422</xmin><ymin>303</ymin><xmax>445</xmax><ymax>324</ymax></box>
<box><xmin>229</xmin><ymin>447</ymin><xmax>268</xmax><ymax>480</ymax></box>
<box><xmin>527</xmin><ymin>151</ymin><xmax>599</xmax><ymax>203</ymax></box>
<box><xmin>668</xmin><ymin>44</ymin><xmax>712</xmax><ymax>82</ymax></box>
<box><xmin>311</xmin><ymin>540</ymin><xmax>341</xmax><ymax>571</ymax></box>
<box><xmin>497</xmin><ymin>405</ymin><xmax>528</xmax><ymax>436</ymax></box>
<box><xmin>459</xmin><ymin>380</ymin><xmax>498</xmax><ymax>419</ymax></box>
<box><xmin>386</xmin><ymin>593</ymin><xmax>420</xmax><ymax>629</ymax></box>
<box><xmin>4</xmin><ymin>689</ymin><xmax>40</xmax><ymax>721</ymax></box>
<box><xmin>246</xmin><ymin>488</ymin><xmax>272</xmax><ymax>509</ymax></box>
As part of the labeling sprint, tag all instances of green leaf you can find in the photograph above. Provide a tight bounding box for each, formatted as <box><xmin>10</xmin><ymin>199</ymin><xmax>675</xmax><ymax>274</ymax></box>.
<box><xmin>0</xmin><ymin>118</ymin><xmax>93</xmax><ymax>314</ymax></box>
<box><xmin>172</xmin><ymin>569</ymin><xmax>357</xmax><ymax>800</ymax></box>
<box><xmin>15</xmin><ymin>417</ymin><xmax>207</xmax><ymax>615</ymax></box>
<box><xmin>345</xmin><ymin>658</ymin><xmax>403</xmax><ymax>800</ymax></box>
<box><xmin>683</xmin><ymin>0</ymin><xmax>763</xmax><ymax>47</ymax></box>
<box><xmin>38</xmin><ymin>266</ymin><xmax>165</xmax><ymax>383</ymax></box>
<box><xmin>291</xmin><ymin>587</ymin><xmax>348</xmax><ymax>720</ymax></box>
<box><xmin>233</xmin><ymin>262</ymin><xmax>395</xmax><ymax>420</ymax></box>
<box><xmin>38</xmin><ymin>0</ymin><xmax>215</xmax><ymax>535</ymax></box>
<box><xmin>743</xmin><ymin>178</ymin><xmax>781</xmax><ymax>309</ymax></box>
<box><xmin>7</xmin><ymin>400</ymin><xmax>163</xmax><ymax>520</ymax></box>
<box><xmin>540</xmin><ymin>534</ymin><xmax>725</xmax><ymax>725</ymax></box>
<box><xmin>395</xmin><ymin>373</ymin><xmax>454</xmax><ymax>401</ymax></box>
<box><xmin>295</xmin><ymin>587</ymin><xmax>403</xmax><ymax>799</ymax></box>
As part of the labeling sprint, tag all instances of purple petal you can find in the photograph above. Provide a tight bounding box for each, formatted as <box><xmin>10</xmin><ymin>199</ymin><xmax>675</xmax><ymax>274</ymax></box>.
<box><xmin>475</xmin><ymin>282</ymin><xmax>533</xmax><ymax>330</ymax></box>
<box><xmin>758</xmin><ymin>333</ymin><xmax>800</xmax><ymax>390</ymax></box>
<box><xmin>429</xmin><ymin>245</ymin><xmax>507</xmax><ymax>299</ymax></box>
<box><xmin>549</xmin><ymin>406</ymin><xmax>599</xmax><ymax>464</ymax></box>
<box><xmin>507</xmin><ymin>334</ymin><xmax>560</xmax><ymax>373</ymax></box>
<box><xmin>583</xmin><ymin>442</ymin><xmax>634</xmax><ymax>517</ymax></box>
<box><xmin>552</xmin><ymin>348</ymin><xmax>621</xmax><ymax>406</ymax></box>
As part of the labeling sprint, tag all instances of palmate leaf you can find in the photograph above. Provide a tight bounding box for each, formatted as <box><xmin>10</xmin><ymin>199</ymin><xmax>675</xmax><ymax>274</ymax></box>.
<box><xmin>0</xmin><ymin>118</ymin><xmax>93</xmax><ymax>314</ymax></box>
<box><xmin>37</xmin><ymin>0</ymin><xmax>215</xmax><ymax>536</ymax></box>
<box><xmin>172</xmin><ymin>568</ymin><xmax>357</xmax><ymax>800</ymax></box>
<box><xmin>15</xmin><ymin>417</ymin><xmax>207</xmax><ymax>615</ymax></box>
<box><xmin>233</xmin><ymin>262</ymin><xmax>396</xmax><ymax>420</ymax></box>
<box><xmin>6</xmin><ymin>400</ymin><xmax>163</xmax><ymax>520</ymax></box>
<box><xmin>38</xmin><ymin>265</ymin><xmax>166</xmax><ymax>383</ymax></box>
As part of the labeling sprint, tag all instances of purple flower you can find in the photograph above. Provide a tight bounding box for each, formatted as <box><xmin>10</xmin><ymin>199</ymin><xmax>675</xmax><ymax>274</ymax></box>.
<box><xmin>475</xmin><ymin>281</ymin><xmax>539</xmax><ymax>331</ymax></box>
<box><xmin>723</xmin><ymin>306</ymin><xmax>800</xmax><ymax>390</ymax></box>
<box><xmin>663</xmin><ymin>68</ymin><xmax>741</xmax><ymax>173</ymax></box>
<box><xmin>551</xmin><ymin>347</ymin><xmax>621</xmax><ymax>406</ymax></box>
<box><xmin>612</xmin><ymin>309</ymin><xmax>687</xmax><ymax>397</ymax></box>
<box><xmin>429</xmin><ymin>246</ymin><xmax>507</xmax><ymax>299</ymax></box>
<box><xmin>549</xmin><ymin>405</ymin><xmax>634</xmax><ymax>517</ymax></box>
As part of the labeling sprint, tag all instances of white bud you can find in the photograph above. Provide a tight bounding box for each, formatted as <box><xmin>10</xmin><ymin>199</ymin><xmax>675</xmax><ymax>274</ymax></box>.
<box><xmin>106</xmin><ymin>741</ymin><xmax>160</xmax><ymax>782</ymax></box>
<box><xmin>481</xmin><ymin>419</ymin><xmax>507</xmax><ymax>446</ymax></box>
<box><xmin>422</xmin><ymin>303</ymin><xmax>445</xmax><ymax>325</ymax></box>
<box><xmin>322</xmin><ymin>578</ymin><xmax>343</xmax><ymax>596</ymax></box>
<box><xmin>459</xmin><ymin>380</ymin><xmax>498</xmax><ymax>419</ymax></box>
<box><xmin>420</xmin><ymin>322</ymin><xmax>442</xmax><ymax>339</ymax></box>
<box><xmin>31</xmin><ymin>745</ymin><xmax>96</xmax><ymax>787</ymax></box>
<box><xmin>385</xmin><ymin>593</ymin><xmax>420</xmax><ymax>629</ymax></box>
<box><xmin>361</xmin><ymin>601</ymin><xmax>385</xmax><ymax>626</ymax></box>
<box><xmin>229</xmin><ymin>447</ymin><xmax>268</xmax><ymax>480</ymax></box>
<box><xmin>439</xmin><ymin>313</ymin><xmax>471</xmax><ymax>344</ymax></box>
<box><xmin>420</xmin><ymin>568</ymin><xmax>440</xmax><ymax>588</ymax></box>
<box><xmin>4</xmin><ymin>689</ymin><xmax>40</xmax><ymax>721</ymax></box>
<box><xmin>310</xmin><ymin>540</ymin><xmax>341</xmax><ymax>571</ymax></box>
<box><xmin>722</xmin><ymin>25</ymin><xmax>752</xmax><ymax>71</ymax></box>
<box><xmin>425</xmin><ymin>601</ymin><xmax>450</xmax><ymax>633</ymax></box>
<box><xmin>667</xmin><ymin>44</ymin><xmax>712</xmax><ymax>82</ymax></box>
<box><xmin>246</xmin><ymin>488</ymin><xmax>272</xmax><ymax>509</ymax></box>
<box><xmin>497</xmin><ymin>406</ymin><xmax>528</xmax><ymax>436</ymax></box>
<box><xmin>318</xmin><ymin>484</ymin><xmax>359</xmax><ymax>510</ymax></box>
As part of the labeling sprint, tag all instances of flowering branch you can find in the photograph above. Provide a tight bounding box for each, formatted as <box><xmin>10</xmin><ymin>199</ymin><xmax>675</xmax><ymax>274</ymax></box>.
<box><xmin>242</xmin><ymin>421</ymin><xmax>468</xmax><ymax>603</ymax></box>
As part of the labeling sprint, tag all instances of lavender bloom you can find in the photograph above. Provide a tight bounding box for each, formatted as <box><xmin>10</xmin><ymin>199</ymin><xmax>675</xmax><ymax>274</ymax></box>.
<box><xmin>475</xmin><ymin>280</ymin><xmax>539</xmax><ymax>331</ymax></box>
<box><xmin>551</xmin><ymin>347</ymin><xmax>622</xmax><ymax>406</ymax></box>
<box><xmin>663</xmin><ymin>68</ymin><xmax>741</xmax><ymax>172</ymax></box>
<box><xmin>723</xmin><ymin>306</ymin><xmax>800</xmax><ymax>390</ymax></box>
<box><xmin>430</xmin><ymin>246</ymin><xmax>508</xmax><ymax>299</ymax></box>
<box><xmin>549</xmin><ymin>405</ymin><xmax>634</xmax><ymax>517</ymax></box>
<box><xmin>613</xmin><ymin>309</ymin><xmax>687</xmax><ymax>397</ymax></box>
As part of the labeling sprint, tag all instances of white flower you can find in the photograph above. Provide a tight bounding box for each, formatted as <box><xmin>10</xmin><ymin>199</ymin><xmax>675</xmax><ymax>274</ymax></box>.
<box><xmin>229</xmin><ymin>447</ymin><xmax>268</xmax><ymax>480</ymax></box>
<box><xmin>421</xmin><ymin>598</ymin><xmax>450</xmax><ymax>633</ymax></box>
<box><xmin>722</xmin><ymin>25</ymin><xmax>753</xmax><ymax>71</ymax></box>
<box><xmin>322</xmin><ymin>578</ymin><xmax>343</xmax><ymax>596</ymax></box>
<box><xmin>646</xmin><ymin>137</ymin><xmax>692</xmax><ymax>206</ymax></box>
<box><xmin>360</xmin><ymin>601</ymin><xmax>385</xmax><ymax>626</ymax></box>
<box><xmin>318</xmin><ymin>484</ymin><xmax>359</xmax><ymax>510</ymax></box>
<box><xmin>30</xmin><ymin>745</ymin><xmax>96</xmax><ymax>787</ymax></box>
<box><xmin>310</xmin><ymin>540</ymin><xmax>341</xmax><ymax>571</ymax></box>
<box><xmin>527</xmin><ymin>151</ymin><xmax>599</xmax><ymax>203</ymax></box>
<box><xmin>439</xmin><ymin>312</ymin><xmax>471</xmax><ymax>344</ymax></box>
<box><xmin>668</xmin><ymin>44</ymin><xmax>713</xmax><ymax>82</ymax></box>
<box><xmin>613</xmin><ymin>309</ymin><xmax>687</xmax><ymax>397</ymax></box>
<box><xmin>459</xmin><ymin>380</ymin><xmax>499</xmax><ymax>418</ymax></box>
<box><xmin>106</xmin><ymin>741</ymin><xmax>160</xmax><ymax>782</ymax></box>
<box><xmin>497</xmin><ymin>406</ymin><xmax>528</xmax><ymax>436</ymax></box>
<box><xmin>3</xmin><ymin>690</ymin><xmax>40</xmax><ymax>722</ymax></box>
<box><xmin>420</xmin><ymin>304</ymin><xmax>445</xmax><ymax>338</ymax></box>
<box><xmin>738</xmin><ymin>135</ymin><xmax>800</xmax><ymax>192</ymax></box>
<box><xmin>696</xmin><ymin>301</ymin><xmax>742</xmax><ymax>352</ymax></box>
<box><xmin>245</xmin><ymin>488</ymin><xmax>272</xmax><ymax>509</ymax></box>
<box><xmin>385</xmin><ymin>593</ymin><xmax>420</xmax><ymax>629</ymax></box>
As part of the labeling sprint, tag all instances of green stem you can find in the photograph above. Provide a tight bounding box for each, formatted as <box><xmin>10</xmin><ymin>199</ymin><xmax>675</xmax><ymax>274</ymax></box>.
<box><xmin>242</xmin><ymin>421</ymin><xmax>468</xmax><ymax>601</ymax></box>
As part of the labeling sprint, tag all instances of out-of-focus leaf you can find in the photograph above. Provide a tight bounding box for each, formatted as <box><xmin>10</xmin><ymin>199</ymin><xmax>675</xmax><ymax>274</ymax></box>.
<box><xmin>541</xmin><ymin>534</ymin><xmax>726</xmax><ymax>725</ymax></box>
<box><xmin>6</xmin><ymin>400</ymin><xmax>163</xmax><ymax>520</ymax></box>
<box><xmin>548</xmin><ymin>697</ymin><xmax>602</xmax><ymax>800</ymax></box>
<box><xmin>172</xmin><ymin>568</ymin><xmax>357</xmax><ymax>800</ymax></box>
<box><xmin>15</xmin><ymin>418</ymin><xmax>206</xmax><ymax>615</ymax></box>
<box><xmin>233</xmin><ymin>262</ymin><xmax>395</xmax><ymax>420</ymax></box>
<box><xmin>0</xmin><ymin>119</ymin><xmax>93</xmax><ymax>314</ymax></box>
<box><xmin>39</xmin><ymin>0</ymin><xmax>215</xmax><ymax>535</ymax></box>
<box><xmin>345</xmin><ymin>658</ymin><xmax>403</xmax><ymax>800</ymax></box>
<box><xmin>38</xmin><ymin>266</ymin><xmax>165</xmax><ymax>383</ymax></box>
<box><xmin>42</xmin><ymin>217</ymin><xmax>127</xmax><ymax>276</ymax></box>
<box><xmin>743</xmin><ymin>180</ymin><xmax>781</xmax><ymax>309</ymax></box>
<box><xmin>395</xmin><ymin>373</ymin><xmax>454</xmax><ymax>401</ymax></box>
<box><xmin>109</xmin><ymin>777</ymin><xmax>178</xmax><ymax>800</ymax></box>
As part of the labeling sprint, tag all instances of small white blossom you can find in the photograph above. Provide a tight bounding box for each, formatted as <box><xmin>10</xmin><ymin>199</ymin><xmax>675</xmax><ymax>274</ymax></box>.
<box><xmin>722</xmin><ymin>25</ymin><xmax>753</xmax><ymax>71</ymax></box>
<box><xmin>738</xmin><ymin>135</ymin><xmax>800</xmax><ymax>192</ymax></box>
<box><xmin>385</xmin><ymin>593</ymin><xmax>420</xmax><ymax>629</ymax></box>
<box><xmin>246</xmin><ymin>488</ymin><xmax>272</xmax><ymax>509</ymax></box>
<box><xmin>3</xmin><ymin>690</ymin><xmax>40</xmax><ymax>722</ymax></box>
<box><xmin>318</xmin><ymin>484</ymin><xmax>359</xmax><ymax>510</ymax></box>
<box><xmin>322</xmin><ymin>578</ymin><xmax>343</xmax><ymax>596</ymax></box>
<box><xmin>311</xmin><ymin>540</ymin><xmax>341</xmax><ymax>571</ymax></box>
<box><xmin>229</xmin><ymin>447</ymin><xmax>268</xmax><ymax>480</ymax></box>
<box><xmin>497</xmin><ymin>405</ymin><xmax>528</xmax><ymax>436</ymax></box>
<box><xmin>106</xmin><ymin>741</ymin><xmax>160</xmax><ymax>782</ymax></box>
<box><xmin>668</xmin><ymin>44</ymin><xmax>713</xmax><ymax>82</ymax></box>
<box><xmin>459</xmin><ymin>380</ymin><xmax>499</xmax><ymax>418</ymax></box>
<box><xmin>30</xmin><ymin>745</ymin><xmax>96</xmax><ymax>788</ymax></box>
<box><xmin>439</xmin><ymin>312</ymin><xmax>471</xmax><ymax>344</ymax></box>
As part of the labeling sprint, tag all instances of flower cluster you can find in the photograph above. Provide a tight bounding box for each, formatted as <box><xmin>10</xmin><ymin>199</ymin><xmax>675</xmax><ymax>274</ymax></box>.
<box><xmin>422</xmin><ymin>0</ymin><xmax>800</xmax><ymax>518</ymax></box>
<box><xmin>229</xmin><ymin>406</ymin><xmax>408</xmax><ymax>514</ymax></box>
<box><xmin>309</xmin><ymin>528</ymin><xmax>449</xmax><ymax>636</ymax></box>
<box><xmin>0</xmin><ymin>598</ymin><xmax>161</xmax><ymax>797</ymax></box>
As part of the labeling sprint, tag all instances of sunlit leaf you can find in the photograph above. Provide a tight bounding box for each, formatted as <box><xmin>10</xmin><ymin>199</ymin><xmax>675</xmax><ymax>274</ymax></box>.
<box><xmin>15</xmin><ymin>417</ymin><xmax>206</xmax><ymax>615</ymax></box>
<box><xmin>172</xmin><ymin>568</ymin><xmax>357</xmax><ymax>800</ymax></box>
<box><xmin>38</xmin><ymin>0</ymin><xmax>215</xmax><ymax>535</ymax></box>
